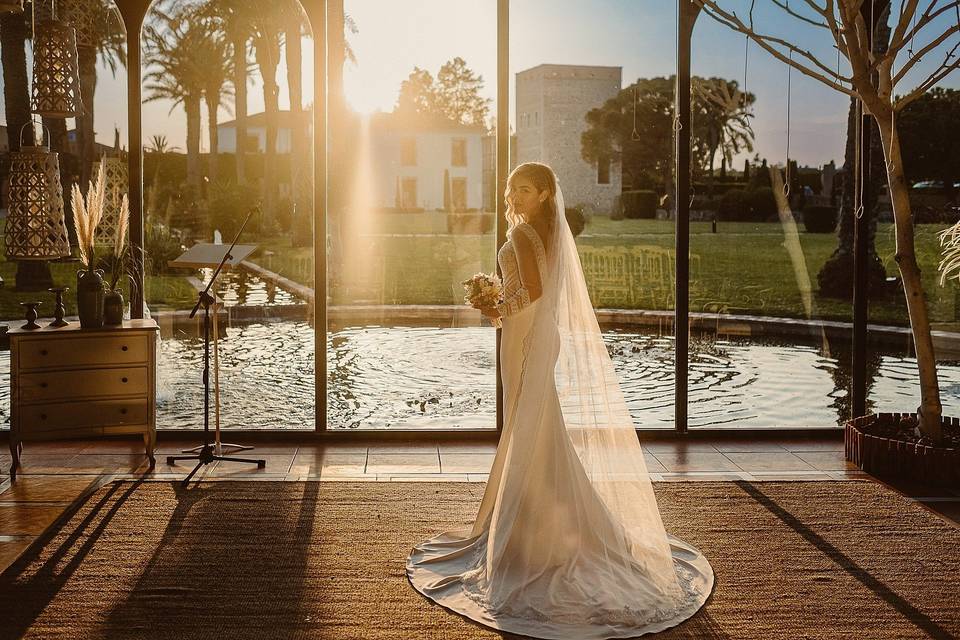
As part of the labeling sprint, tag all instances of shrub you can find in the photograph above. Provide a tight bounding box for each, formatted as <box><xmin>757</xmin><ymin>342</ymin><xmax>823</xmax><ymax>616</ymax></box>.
<box><xmin>610</xmin><ymin>194</ymin><xmax>624</xmax><ymax>220</ymax></box>
<box><xmin>447</xmin><ymin>212</ymin><xmax>494</xmax><ymax>234</ymax></box>
<box><xmin>747</xmin><ymin>187</ymin><xmax>778</xmax><ymax>220</ymax></box>
<box><xmin>718</xmin><ymin>189</ymin><xmax>750</xmax><ymax>221</ymax></box>
<box><xmin>690</xmin><ymin>195</ymin><xmax>721</xmax><ymax>212</ymax></box>
<box><xmin>291</xmin><ymin>203</ymin><xmax>313</xmax><ymax>248</ymax></box>
<box><xmin>272</xmin><ymin>197</ymin><xmax>295</xmax><ymax>233</ymax></box>
<box><xmin>718</xmin><ymin>188</ymin><xmax>779</xmax><ymax>222</ymax></box>
<box><xmin>144</xmin><ymin>222</ymin><xmax>185</xmax><ymax>276</ymax></box>
<box><xmin>621</xmin><ymin>190</ymin><xmax>658</xmax><ymax>219</ymax></box>
<box><xmin>803</xmin><ymin>205</ymin><xmax>838</xmax><ymax>233</ymax></box>
<box><xmin>564</xmin><ymin>206</ymin><xmax>586</xmax><ymax>237</ymax></box>
<box><xmin>207</xmin><ymin>182</ymin><xmax>262</xmax><ymax>239</ymax></box>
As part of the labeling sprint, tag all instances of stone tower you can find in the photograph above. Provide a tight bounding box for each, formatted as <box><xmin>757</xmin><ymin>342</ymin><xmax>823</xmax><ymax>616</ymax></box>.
<box><xmin>515</xmin><ymin>64</ymin><xmax>622</xmax><ymax>214</ymax></box>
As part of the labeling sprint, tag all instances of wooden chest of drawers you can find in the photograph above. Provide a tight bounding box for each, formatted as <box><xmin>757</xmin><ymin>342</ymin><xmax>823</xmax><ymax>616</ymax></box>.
<box><xmin>8</xmin><ymin>319</ymin><xmax>159</xmax><ymax>480</ymax></box>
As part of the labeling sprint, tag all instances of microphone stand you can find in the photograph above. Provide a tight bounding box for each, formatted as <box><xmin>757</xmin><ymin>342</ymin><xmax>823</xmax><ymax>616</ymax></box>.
<box><xmin>166</xmin><ymin>211</ymin><xmax>266</xmax><ymax>486</ymax></box>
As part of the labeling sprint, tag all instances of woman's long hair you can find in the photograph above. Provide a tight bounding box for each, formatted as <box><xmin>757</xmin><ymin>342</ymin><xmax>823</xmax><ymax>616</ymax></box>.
<box><xmin>504</xmin><ymin>162</ymin><xmax>559</xmax><ymax>230</ymax></box>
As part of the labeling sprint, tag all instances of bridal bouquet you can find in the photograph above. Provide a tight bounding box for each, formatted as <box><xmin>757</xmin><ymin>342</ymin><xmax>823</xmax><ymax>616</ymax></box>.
<box><xmin>462</xmin><ymin>272</ymin><xmax>502</xmax><ymax>307</ymax></box>
<box><xmin>462</xmin><ymin>273</ymin><xmax>503</xmax><ymax>327</ymax></box>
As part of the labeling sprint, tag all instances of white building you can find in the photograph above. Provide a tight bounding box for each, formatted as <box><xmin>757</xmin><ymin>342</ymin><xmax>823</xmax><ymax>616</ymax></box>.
<box><xmin>217</xmin><ymin>110</ymin><xmax>310</xmax><ymax>154</ymax></box>
<box><xmin>369</xmin><ymin>111</ymin><xmax>485</xmax><ymax>211</ymax></box>
<box><xmin>515</xmin><ymin>64</ymin><xmax>622</xmax><ymax>214</ymax></box>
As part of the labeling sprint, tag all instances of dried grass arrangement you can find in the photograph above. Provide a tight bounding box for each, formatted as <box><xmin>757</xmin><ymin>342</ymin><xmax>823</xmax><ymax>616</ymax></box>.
<box><xmin>107</xmin><ymin>188</ymin><xmax>130</xmax><ymax>291</ymax></box>
<box><xmin>71</xmin><ymin>159</ymin><xmax>106</xmax><ymax>272</ymax></box>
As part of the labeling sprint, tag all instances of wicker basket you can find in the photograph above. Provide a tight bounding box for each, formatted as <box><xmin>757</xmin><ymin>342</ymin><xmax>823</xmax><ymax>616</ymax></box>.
<box><xmin>845</xmin><ymin>413</ymin><xmax>960</xmax><ymax>487</ymax></box>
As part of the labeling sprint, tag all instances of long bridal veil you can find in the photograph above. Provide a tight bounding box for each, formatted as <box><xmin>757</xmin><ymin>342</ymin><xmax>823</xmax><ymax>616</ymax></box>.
<box><xmin>408</xmin><ymin>168</ymin><xmax>713</xmax><ymax>639</ymax></box>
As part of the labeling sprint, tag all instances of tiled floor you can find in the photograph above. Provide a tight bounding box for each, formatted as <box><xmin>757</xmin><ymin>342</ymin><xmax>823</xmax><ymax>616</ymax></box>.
<box><xmin>1</xmin><ymin>434</ymin><xmax>958</xmax><ymax>574</ymax></box>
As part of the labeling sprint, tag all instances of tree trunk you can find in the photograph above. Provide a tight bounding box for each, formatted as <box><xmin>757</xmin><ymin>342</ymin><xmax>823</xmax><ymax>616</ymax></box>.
<box><xmin>147</xmin><ymin>153</ymin><xmax>162</xmax><ymax>220</ymax></box>
<box><xmin>233</xmin><ymin>33</ymin><xmax>247</xmax><ymax>184</ymax></box>
<box><xmin>706</xmin><ymin>146</ymin><xmax>716</xmax><ymax>197</ymax></box>
<box><xmin>875</xmin><ymin>108</ymin><xmax>943</xmax><ymax>442</ymax></box>
<box><xmin>1</xmin><ymin>12</ymin><xmax>33</xmax><ymax>150</ymax></box>
<box><xmin>285</xmin><ymin>18</ymin><xmax>302</xmax><ymax>118</ymax></box>
<box><xmin>205</xmin><ymin>94</ymin><xmax>219</xmax><ymax>184</ymax></box>
<box><xmin>256</xmin><ymin>41</ymin><xmax>279</xmax><ymax>218</ymax></box>
<box><xmin>327</xmin><ymin>0</ymin><xmax>347</xmax><ymax>276</ymax></box>
<box><xmin>78</xmin><ymin>47</ymin><xmax>98</xmax><ymax>191</ymax></box>
<box><xmin>285</xmin><ymin>15</ymin><xmax>310</xmax><ymax>247</ymax></box>
<box><xmin>186</xmin><ymin>96</ymin><xmax>201</xmax><ymax>188</ymax></box>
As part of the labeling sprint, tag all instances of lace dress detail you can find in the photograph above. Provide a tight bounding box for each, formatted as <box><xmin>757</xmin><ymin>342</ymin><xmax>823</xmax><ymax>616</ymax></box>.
<box><xmin>495</xmin><ymin>222</ymin><xmax>548</xmax><ymax>323</ymax></box>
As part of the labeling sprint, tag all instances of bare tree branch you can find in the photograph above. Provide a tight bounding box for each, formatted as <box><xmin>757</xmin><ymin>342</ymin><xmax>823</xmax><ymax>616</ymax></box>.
<box><xmin>887</xmin><ymin>0</ymin><xmax>922</xmax><ymax>52</ymax></box>
<box><xmin>771</xmin><ymin>0</ymin><xmax>831</xmax><ymax>28</ymax></box>
<box><xmin>823</xmin><ymin>0</ymin><xmax>853</xmax><ymax>65</ymax></box>
<box><xmin>888</xmin><ymin>0</ymin><xmax>960</xmax><ymax>54</ymax></box>
<box><xmin>695</xmin><ymin>0</ymin><xmax>858</xmax><ymax>97</ymax></box>
<box><xmin>896</xmin><ymin>42</ymin><xmax>960</xmax><ymax>109</ymax></box>
<box><xmin>893</xmin><ymin>22</ymin><xmax>960</xmax><ymax>85</ymax></box>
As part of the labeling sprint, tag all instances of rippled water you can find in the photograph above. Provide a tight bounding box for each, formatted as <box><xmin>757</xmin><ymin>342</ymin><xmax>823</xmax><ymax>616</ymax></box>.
<box><xmin>206</xmin><ymin>270</ymin><xmax>304</xmax><ymax>307</ymax></box>
<box><xmin>2</xmin><ymin>321</ymin><xmax>958</xmax><ymax>430</ymax></box>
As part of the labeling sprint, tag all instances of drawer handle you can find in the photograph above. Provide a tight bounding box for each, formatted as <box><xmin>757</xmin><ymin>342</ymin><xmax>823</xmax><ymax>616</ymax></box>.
<box><xmin>40</xmin><ymin>413</ymin><xmax>47</xmax><ymax>420</ymax></box>
<box><xmin>120</xmin><ymin>408</ymin><xmax>128</xmax><ymax>415</ymax></box>
<box><xmin>121</xmin><ymin>345</ymin><xmax>128</xmax><ymax>352</ymax></box>
<box><xmin>40</xmin><ymin>382</ymin><xmax>48</xmax><ymax>388</ymax></box>
<box><xmin>40</xmin><ymin>349</ymin><xmax>48</xmax><ymax>356</ymax></box>
<box><xmin>121</xmin><ymin>377</ymin><xmax>128</xmax><ymax>383</ymax></box>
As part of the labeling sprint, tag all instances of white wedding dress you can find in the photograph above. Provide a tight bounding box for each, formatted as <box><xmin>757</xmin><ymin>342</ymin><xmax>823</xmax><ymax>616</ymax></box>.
<box><xmin>407</xmin><ymin>183</ymin><xmax>713</xmax><ymax>639</ymax></box>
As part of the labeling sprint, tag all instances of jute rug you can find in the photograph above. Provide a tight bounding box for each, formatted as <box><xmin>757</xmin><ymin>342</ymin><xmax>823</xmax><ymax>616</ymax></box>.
<box><xmin>0</xmin><ymin>479</ymin><xmax>958</xmax><ymax>640</ymax></box>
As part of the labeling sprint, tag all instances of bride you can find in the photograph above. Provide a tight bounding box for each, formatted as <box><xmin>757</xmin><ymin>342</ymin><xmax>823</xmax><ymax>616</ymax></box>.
<box><xmin>406</xmin><ymin>162</ymin><xmax>714</xmax><ymax>639</ymax></box>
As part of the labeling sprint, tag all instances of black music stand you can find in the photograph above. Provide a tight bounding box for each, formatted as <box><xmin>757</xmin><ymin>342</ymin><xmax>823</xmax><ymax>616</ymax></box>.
<box><xmin>166</xmin><ymin>212</ymin><xmax>266</xmax><ymax>486</ymax></box>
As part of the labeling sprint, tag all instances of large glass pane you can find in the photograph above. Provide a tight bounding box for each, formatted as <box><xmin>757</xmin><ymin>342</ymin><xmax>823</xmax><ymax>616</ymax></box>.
<box><xmin>141</xmin><ymin>0</ymin><xmax>315</xmax><ymax>430</ymax></box>
<box><xmin>511</xmin><ymin>1</ymin><xmax>678</xmax><ymax>430</ymax></box>
<box><xmin>326</xmin><ymin>0</ymin><xmax>496</xmax><ymax>429</ymax></box>
<box><xmin>689</xmin><ymin>5</ymin><xmax>852</xmax><ymax>428</ymax></box>
<box><xmin>0</xmin><ymin>1</ymin><xmax>128</xmax><ymax>430</ymax></box>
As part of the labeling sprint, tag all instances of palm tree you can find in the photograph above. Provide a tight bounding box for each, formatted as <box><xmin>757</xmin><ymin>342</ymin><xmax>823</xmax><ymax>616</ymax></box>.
<box><xmin>1</xmin><ymin>10</ymin><xmax>33</xmax><ymax>151</ymax></box>
<box><xmin>70</xmin><ymin>0</ymin><xmax>127</xmax><ymax>191</ymax></box>
<box><xmin>143</xmin><ymin>9</ymin><xmax>207</xmax><ymax>188</ymax></box>
<box><xmin>284</xmin><ymin>1</ymin><xmax>310</xmax><ymax>243</ymax></box>
<box><xmin>145</xmin><ymin>134</ymin><xmax>177</xmax><ymax>218</ymax></box>
<box><xmin>284</xmin><ymin>2</ymin><xmax>303</xmax><ymax>120</ymax></box>
<box><xmin>204</xmin><ymin>0</ymin><xmax>253</xmax><ymax>184</ymax></box>
<box><xmin>193</xmin><ymin>11</ymin><xmax>233</xmax><ymax>185</ymax></box>
<box><xmin>692</xmin><ymin>77</ymin><xmax>755</xmax><ymax>191</ymax></box>
<box><xmin>249</xmin><ymin>3</ymin><xmax>285</xmax><ymax>216</ymax></box>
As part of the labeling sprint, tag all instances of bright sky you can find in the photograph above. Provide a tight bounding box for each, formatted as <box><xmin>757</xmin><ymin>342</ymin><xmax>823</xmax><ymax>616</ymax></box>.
<box><xmin>3</xmin><ymin>0</ymin><xmax>958</xmax><ymax>169</ymax></box>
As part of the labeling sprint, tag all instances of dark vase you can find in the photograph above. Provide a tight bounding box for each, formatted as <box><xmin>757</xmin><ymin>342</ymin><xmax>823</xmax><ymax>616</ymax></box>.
<box><xmin>77</xmin><ymin>268</ymin><xmax>105</xmax><ymax>329</ymax></box>
<box><xmin>104</xmin><ymin>289</ymin><xmax>124</xmax><ymax>325</ymax></box>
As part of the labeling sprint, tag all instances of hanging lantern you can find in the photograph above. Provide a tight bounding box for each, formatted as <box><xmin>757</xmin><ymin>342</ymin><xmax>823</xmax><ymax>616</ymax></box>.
<box><xmin>4</xmin><ymin>129</ymin><xmax>71</xmax><ymax>261</ymax></box>
<box><xmin>55</xmin><ymin>0</ymin><xmax>105</xmax><ymax>50</ymax></box>
<box><xmin>31</xmin><ymin>19</ymin><xmax>84</xmax><ymax>118</ymax></box>
<box><xmin>92</xmin><ymin>155</ymin><xmax>128</xmax><ymax>246</ymax></box>
<box><xmin>0</xmin><ymin>1</ymin><xmax>24</xmax><ymax>14</ymax></box>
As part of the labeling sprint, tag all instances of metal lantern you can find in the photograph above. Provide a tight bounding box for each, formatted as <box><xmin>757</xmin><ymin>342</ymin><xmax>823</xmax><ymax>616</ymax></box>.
<box><xmin>31</xmin><ymin>19</ymin><xmax>84</xmax><ymax>118</ymax></box>
<box><xmin>4</xmin><ymin>137</ymin><xmax>71</xmax><ymax>261</ymax></box>
<box><xmin>45</xmin><ymin>0</ymin><xmax>104</xmax><ymax>50</ymax></box>
<box><xmin>92</xmin><ymin>155</ymin><xmax>128</xmax><ymax>246</ymax></box>
<box><xmin>0</xmin><ymin>0</ymin><xmax>24</xmax><ymax>14</ymax></box>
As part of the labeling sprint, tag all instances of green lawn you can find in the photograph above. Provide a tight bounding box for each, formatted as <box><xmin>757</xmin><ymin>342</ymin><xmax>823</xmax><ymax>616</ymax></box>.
<box><xmin>1</xmin><ymin>213</ymin><xmax>954</xmax><ymax>328</ymax></box>
<box><xmin>251</xmin><ymin>217</ymin><xmax>958</xmax><ymax>327</ymax></box>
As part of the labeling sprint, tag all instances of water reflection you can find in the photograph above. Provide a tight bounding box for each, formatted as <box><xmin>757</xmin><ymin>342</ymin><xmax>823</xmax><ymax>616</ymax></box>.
<box><xmin>0</xmin><ymin>322</ymin><xmax>956</xmax><ymax>430</ymax></box>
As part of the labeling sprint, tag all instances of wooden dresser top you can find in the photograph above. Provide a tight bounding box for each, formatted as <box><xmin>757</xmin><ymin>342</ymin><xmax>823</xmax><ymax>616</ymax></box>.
<box><xmin>7</xmin><ymin>318</ymin><xmax>159</xmax><ymax>337</ymax></box>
